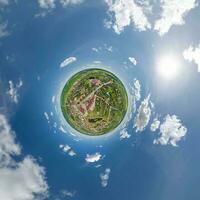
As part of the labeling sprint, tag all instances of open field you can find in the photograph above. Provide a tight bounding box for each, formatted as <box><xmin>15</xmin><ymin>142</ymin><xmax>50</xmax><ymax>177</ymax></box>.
<box><xmin>61</xmin><ymin>69</ymin><xmax>128</xmax><ymax>136</ymax></box>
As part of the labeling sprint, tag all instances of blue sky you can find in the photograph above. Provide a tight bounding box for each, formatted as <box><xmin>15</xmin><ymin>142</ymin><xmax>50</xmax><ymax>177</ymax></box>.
<box><xmin>1</xmin><ymin>0</ymin><xmax>200</xmax><ymax>200</ymax></box>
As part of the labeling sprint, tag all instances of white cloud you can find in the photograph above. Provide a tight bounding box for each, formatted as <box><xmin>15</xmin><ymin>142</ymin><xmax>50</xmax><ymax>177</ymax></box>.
<box><xmin>60</xmin><ymin>57</ymin><xmax>77</xmax><ymax>68</ymax></box>
<box><xmin>59</xmin><ymin>125</ymin><xmax>67</xmax><ymax>133</ymax></box>
<box><xmin>68</xmin><ymin>150</ymin><xmax>76</xmax><ymax>156</ymax></box>
<box><xmin>60</xmin><ymin>0</ymin><xmax>84</xmax><ymax>7</ymax></box>
<box><xmin>52</xmin><ymin>95</ymin><xmax>55</xmax><ymax>104</ymax></box>
<box><xmin>92</xmin><ymin>47</ymin><xmax>99</xmax><ymax>52</ymax></box>
<box><xmin>93</xmin><ymin>60</ymin><xmax>102</xmax><ymax>64</ymax></box>
<box><xmin>91</xmin><ymin>44</ymin><xmax>113</xmax><ymax>53</ymax></box>
<box><xmin>38</xmin><ymin>0</ymin><xmax>84</xmax><ymax>9</ymax></box>
<box><xmin>154</xmin><ymin>115</ymin><xmax>187</xmax><ymax>146</ymax></box>
<box><xmin>0</xmin><ymin>114</ymin><xmax>48</xmax><ymax>200</ymax></box>
<box><xmin>0</xmin><ymin>22</ymin><xmax>9</xmax><ymax>38</ymax></box>
<box><xmin>131</xmin><ymin>78</ymin><xmax>141</xmax><ymax>102</ymax></box>
<box><xmin>0</xmin><ymin>0</ymin><xmax>9</xmax><ymax>6</ymax></box>
<box><xmin>128</xmin><ymin>57</ymin><xmax>137</xmax><ymax>66</ymax></box>
<box><xmin>38</xmin><ymin>0</ymin><xmax>56</xmax><ymax>9</ymax></box>
<box><xmin>183</xmin><ymin>44</ymin><xmax>200</xmax><ymax>72</ymax></box>
<box><xmin>154</xmin><ymin>0</ymin><xmax>197</xmax><ymax>36</ymax></box>
<box><xmin>44</xmin><ymin>112</ymin><xmax>50</xmax><ymax>123</ymax></box>
<box><xmin>100</xmin><ymin>168</ymin><xmax>111</xmax><ymax>187</ymax></box>
<box><xmin>85</xmin><ymin>152</ymin><xmax>102</xmax><ymax>163</ymax></box>
<box><xmin>7</xmin><ymin>79</ymin><xmax>23</xmax><ymax>104</ymax></box>
<box><xmin>150</xmin><ymin>118</ymin><xmax>160</xmax><ymax>132</ymax></box>
<box><xmin>120</xmin><ymin>128</ymin><xmax>131</xmax><ymax>139</ymax></box>
<box><xmin>59</xmin><ymin>144</ymin><xmax>76</xmax><ymax>156</ymax></box>
<box><xmin>105</xmin><ymin>0</ymin><xmax>151</xmax><ymax>34</ymax></box>
<box><xmin>61</xmin><ymin>190</ymin><xmax>76</xmax><ymax>197</ymax></box>
<box><xmin>104</xmin><ymin>44</ymin><xmax>113</xmax><ymax>52</ymax></box>
<box><xmin>133</xmin><ymin>95</ymin><xmax>152</xmax><ymax>132</ymax></box>
<box><xmin>123</xmin><ymin>78</ymin><xmax>141</xmax><ymax>127</ymax></box>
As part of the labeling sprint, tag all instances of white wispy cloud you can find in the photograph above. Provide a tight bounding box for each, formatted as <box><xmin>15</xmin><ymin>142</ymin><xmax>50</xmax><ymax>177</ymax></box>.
<box><xmin>91</xmin><ymin>44</ymin><xmax>113</xmax><ymax>53</ymax></box>
<box><xmin>38</xmin><ymin>0</ymin><xmax>84</xmax><ymax>9</ymax></box>
<box><xmin>0</xmin><ymin>22</ymin><xmax>9</xmax><ymax>38</ymax></box>
<box><xmin>59</xmin><ymin>144</ymin><xmax>76</xmax><ymax>156</ymax></box>
<box><xmin>59</xmin><ymin>125</ymin><xmax>67</xmax><ymax>133</ymax></box>
<box><xmin>154</xmin><ymin>0</ymin><xmax>197</xmax><ymax>36</ymax></box>
<box><xmin>0</xmin><ymin>114</ymin><xmax>48</xmax><ymax>200</ymax></box>
<box><xmin>61</xmin><ymin>190</ymin><xmax>76</xmax><ymax>197</ymax></box>
<box><xmin>120</xmin><ymin>128</ymin><xmax>131</xmax><ymax>139</ymax></box>
<box><xmin>44</xmin><ymin>112</ymin><xmax>50</xmax><ymax>123</ymax></box>
<box><xmin>0</xmin><ymin>0</ymin><xmax>9</xmax><ymax>6</ymax></box>
<box><xmin>85</xmin><ymin>152</ymin><xmax>102</xmax><ymax>163</ymax></box>
<box><xmin>183</xmin><ymin>44</ymin><xmax>200</xmax><ymax>72</ymax></box>
<box><xmin>100</xmin><ymin>168</ymin><xmax>111</xmax><ymax>187</ymax></box>
<box><xmin>38</xmin><ymin>0</ymin><xmax>56</xmax><ymax>9</ymax></box>
<box><xmin>60</xmin><ymin>56</ymin><xmax>77</xmax><ymax>68</ymax></box>
<box><xmin>133</xmin><ymin>95</ymin><xmax>152</xmax><ymax>132</ymax></box>
<box><xmin>105</xmin><ymin>0</ymin><xmax>151</xmax><ymax>34</ymax></box>
<box><xmin>60</xmin><ymin>0</ymin><xmax>84</xmax><ymax>7</ymax></box>
<box><xmin>93</xmin><ymin>60</ymin><xmax>102</xmax><ymax>64</ymax></box>
<box><xmin>52</xmin><ymin>95</ymin><xmax>55</xmax><ymax>104</ymax></box>
<box><xmin>92</xmin><ymin>47</ymin><xmax>99</xmax><ymax>52</ymax></box>
<box><xmin>128</xmin><ymin>57</ymin><xmax>137</xmax><ymax>66</ymax></box>
<box><xmin>123</xmin><ymin>78</ymin><xmax>141</xmax><ymax>128</ymax></box>
<box><xmin>131</xmin><ymin>78</ymin><xmax>141</xmax><ymax>102</ymax></box>
<box><xmin>154</xmin><ymin>115</ymin><xmax>187</xmax><ymax>146</ymax></box>
<box><xmin>150</xmin><ymin>118</ymin><xmax>160</xmax><ymax>132</ymax></box>
<box><xmin>7</xmin><ymin>79</ymin><xmax>23</xmax><ymax>104</ymax></box>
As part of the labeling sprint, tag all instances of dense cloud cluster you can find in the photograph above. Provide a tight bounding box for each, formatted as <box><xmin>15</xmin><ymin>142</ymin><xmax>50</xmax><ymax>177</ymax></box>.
<box><xmin>105</xmin><ymin>0</ymin><xmax>197</xmax><ymax>35</ymax></box>
<box><xmin>154</xmin><ymin>115</ymin><xmax>187</xmax><ymax>146</ymax></box>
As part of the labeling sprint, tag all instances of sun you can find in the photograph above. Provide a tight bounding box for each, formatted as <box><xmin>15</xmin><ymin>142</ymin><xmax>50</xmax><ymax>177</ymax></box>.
<box><xmin>157</xmin><ymin>55</ymin><xmax>180</xmax><ymax>80</ymax></box>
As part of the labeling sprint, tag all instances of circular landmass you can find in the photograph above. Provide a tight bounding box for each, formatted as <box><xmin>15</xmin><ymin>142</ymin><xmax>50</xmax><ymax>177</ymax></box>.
<box><xmin>60</xmin><ymin>68</ymin><xmax>128</xmax><ymax>136</ymax></box>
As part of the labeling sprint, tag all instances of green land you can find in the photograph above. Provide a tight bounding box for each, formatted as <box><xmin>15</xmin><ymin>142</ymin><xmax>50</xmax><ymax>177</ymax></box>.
<box><xmin>60</xmin><ymin>68</ymin><xmax>128</xmax><ymax>136</ymax></box>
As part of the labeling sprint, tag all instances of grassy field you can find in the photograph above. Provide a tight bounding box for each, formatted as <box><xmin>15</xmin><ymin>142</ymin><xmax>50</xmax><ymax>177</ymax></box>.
<box><xmin>61</xmin><ymin>68</ymin><xmax>128</xmax><ymax>136</ymax></box>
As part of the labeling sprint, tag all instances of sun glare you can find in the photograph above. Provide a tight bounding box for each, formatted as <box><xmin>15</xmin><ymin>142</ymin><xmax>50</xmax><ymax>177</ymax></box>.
<box><xmin>157</xmin><ymin>55</ymin><xmax>180</xmax><ymax>80</ymax></box>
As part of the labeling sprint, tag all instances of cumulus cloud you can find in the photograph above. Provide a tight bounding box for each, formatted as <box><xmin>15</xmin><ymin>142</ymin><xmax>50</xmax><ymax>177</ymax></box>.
<box><xmin>133</xmin><ymin>95</ymin><xmax>152</xmax><ymax>132</ymax></box>
<box><xmin>60</xmin><ymin>57</ymin><xmax>77</xmax><ymax>68</ymax></box>
<box><xmin>150</xmin><ymin>118</ymin><xmax>160</xmax><ymax>132</ymax></box>
<box><xmin>120</xmin><ymin>128</ymin><xmax>131</xmax><ymax>139</ymax></box>
<box><xmin>85</xmin><ymin>152</ymin><xmax>102</xmax><ymax>163</ymax></box>
<box><xmin>100</xmin><ymin>168</ymin><xmax>111</xmax><ymax>187</ymax></box>
<box><xmin>7</xmin><ymin>79</ymin><xmax>23</xmax><ymax>104</ymax></box>
<box><xmin>128</xmin><ymin>57</ymin><xmax>137</xmax><ymax>66</ymax></box>
<box><xmin>0</xmin><ymin>114</ymin><xmax>48</xmax><ymax>200</ymax></box>
<box><xmin>183</xmin><ymin>44</ymin><xmax>200</xmax><ymax>72</ymax></box>
<box><xmin>154</xmin><ymin>0</ymin><xmax>197</xmax><ymax>36</ymax></box>
<box><xmin>105</xmin><ymin>0</ymin><xmax>151</xmax><ymax>34</ymax></box>
<box><xmin>59</xmin><ymin>144</ymin><xmax>76</xmax><ymax>156</ymax></box>
<box><xmin>154</xmin><ymin>115</ymin><xmax>187</xmax><ymax>146</ymax></box>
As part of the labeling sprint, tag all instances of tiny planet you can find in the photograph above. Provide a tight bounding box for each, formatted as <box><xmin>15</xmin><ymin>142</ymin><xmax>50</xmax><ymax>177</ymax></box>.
<box><xmin>61</xmin><ymin>68</ymin><xmax>128</xmax><ymax>136</ymax></box>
